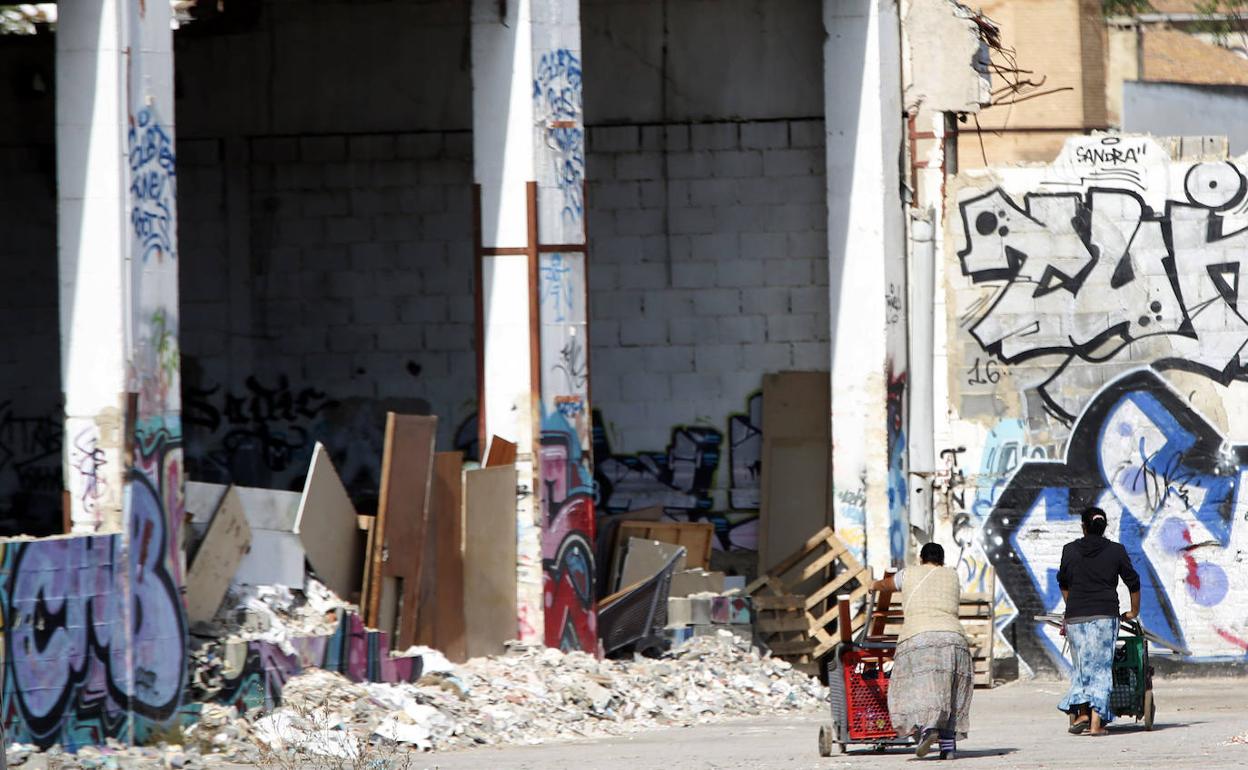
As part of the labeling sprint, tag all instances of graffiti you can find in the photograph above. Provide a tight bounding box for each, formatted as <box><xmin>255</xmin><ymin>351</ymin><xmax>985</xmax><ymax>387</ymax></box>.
<box><xmin>1</xmin><ymin>453</ymin><xmax>187</xmax><ymax>749</ymax></box>
<box><xmin>539</xmin><ymin>253</ymin><xmax>575</xmax><ymax>324</ymax></box>
<box><xmin>984</xmin><ymin>369</ymin><xmax>1248</xmax><ymax>674</ymax></box>
<box><xmin>555</xmin><ymin>337</ymin><xmax>588</xmax><ymax>393</ymax></box>
<box><xmin>956</xmin><ymin>162</ymin><xmax>1248</xmax><ymax>422</ymax></box>
<box><xmin>70</xmin><ymin>426</ymin><xmax>108</xmax><ymax>517</ymax></box>
<box><xmin>886</xmin><ymin>373</ymin><xmax>907</xmax><ymax>565</ymax></box>
<box><xmin>185</xmin><ymin>376</ymin><xmax>339</xmax><ymax>488</ymax></box>
<box><xmin>539</xmin><ymin>412</ymin><xmax>596</xmax><ymax>652</ymax></box>
<box><xmin>127</xmin><ymin>107</ymin><xmax>177</xmax><ymax>263</ymax></box>
<box><xmin>834</xmin><ymin>479</ymin><xmax>868</xmax><ymax>562</ymax></box>
<box><xmin>594</xmin><ymin>415</ymin><xmax>722</xmax><ymax>513</ymax></box>
<box><xmin>885</xmin><ymin>283</ymin><xmax>903</xmax><ymax>325</ymax></box>
<box><xmin>533</xmin><ymin>48</ymin><xmax>585</xmax><ymax>226</ymax></box>
<box><xmin>727</xmin><ymin>393</ymin><xmax>762</xmax><ymax>510</ymax></box>
<box><xmin>537</xmin><ymin>246</ymin><xmax>594</xmax><ymax>651</ymax></box>
<box><xmin>204</xmin><ymin>612</ymin><xmax>422</xmax><ymax>713</ymax></box>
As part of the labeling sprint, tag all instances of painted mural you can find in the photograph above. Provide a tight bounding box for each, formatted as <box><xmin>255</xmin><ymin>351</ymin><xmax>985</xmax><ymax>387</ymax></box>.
<box><xmin>945</xmin><ymin>136</ymin><xmax>1248</xmax><ymax>674</ymax></box>
<box><xmin>537</xmin><ymin>252</ymin><xmax>596</xmax><ymax>652</ymax></box>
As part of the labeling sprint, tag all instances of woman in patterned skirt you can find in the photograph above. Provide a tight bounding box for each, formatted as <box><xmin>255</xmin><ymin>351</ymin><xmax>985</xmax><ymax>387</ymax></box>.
<box><xmin>871</xmin><ymin>543</ymin><xmax>973</xmax><ymax>760</ymax></box>
<box><xmin>1057</xmin><ymin>506</ymin><xmax>1141</xmax><ymax>736</ymax></box>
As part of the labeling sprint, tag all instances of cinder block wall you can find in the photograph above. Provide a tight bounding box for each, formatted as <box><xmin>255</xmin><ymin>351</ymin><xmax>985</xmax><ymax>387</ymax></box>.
<box><xmin>178</xmin><ymin>131</ymin><xmax>477</xmax><ymax>508</ymax></box>
<box><xmin>586</xmin><ymin>119</ymin><xmax>829</xmax><ymax>511</ymax></box>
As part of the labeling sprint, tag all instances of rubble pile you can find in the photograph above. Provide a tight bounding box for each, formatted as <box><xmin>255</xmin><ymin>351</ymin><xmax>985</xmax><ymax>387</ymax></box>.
<box><xmin>211</xmin><ymin>577</ymin><xmax>349</xmax><ymax>644</ymax></box>
<box><xmin>214</xmin><ymin>631</ymin><xmax>826</xmax><ymax>759</ymax></box>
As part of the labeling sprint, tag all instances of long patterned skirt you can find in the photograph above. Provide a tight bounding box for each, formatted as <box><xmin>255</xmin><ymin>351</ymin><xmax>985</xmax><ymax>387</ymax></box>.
<box><xmin>1058</xmin><ymin>617</ymin><xmax>1120</xmax><ymax>723</ymax></box>
<box><xmin>887</xmin><ymin>631</ymin><xmax>974</xmax><ymax>740</ymax></box>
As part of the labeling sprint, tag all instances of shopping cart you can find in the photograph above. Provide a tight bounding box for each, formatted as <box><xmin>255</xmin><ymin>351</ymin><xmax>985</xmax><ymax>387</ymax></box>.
<box><xmin>818</xmin><ymin>590</ymin><xmax>913</xmax><ymax>756</ymax></box>
<box><xmin>1037</xmin><ymin>614</ymin><xmax>1188</xmax><ymax>731</ymax></box>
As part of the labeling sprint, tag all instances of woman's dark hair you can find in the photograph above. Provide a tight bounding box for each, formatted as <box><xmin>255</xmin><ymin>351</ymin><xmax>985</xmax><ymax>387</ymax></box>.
<box><xmin>1081</xmin><ymin>506</ymin><xmax>1108</xmax><ymax>537</ymax></box>
<box><xmin>919</xmin><ymin>542</ymin><xmax>945</xmax><ymax>565</ymax></box>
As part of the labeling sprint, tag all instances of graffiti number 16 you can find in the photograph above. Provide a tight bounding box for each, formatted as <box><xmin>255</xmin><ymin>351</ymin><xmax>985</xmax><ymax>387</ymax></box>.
<box><xmin>967</xmin><ymin>357</ymin><xmax>1001</xmax><ymax>385</ymax></box>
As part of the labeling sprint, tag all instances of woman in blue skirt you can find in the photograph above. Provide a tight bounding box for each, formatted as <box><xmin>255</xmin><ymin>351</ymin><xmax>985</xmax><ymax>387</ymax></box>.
<box><xmin>1057</xmin><ymin>506</ymin><xmax>1141</xmax><ymax>736</ymax></box>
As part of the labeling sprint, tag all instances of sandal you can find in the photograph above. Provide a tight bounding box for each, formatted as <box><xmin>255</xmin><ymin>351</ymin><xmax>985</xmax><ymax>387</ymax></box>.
<box><xmin>1068</xmin><ymin>718</ymin><xmax>1090</xmax><ymax>735</ymax></box>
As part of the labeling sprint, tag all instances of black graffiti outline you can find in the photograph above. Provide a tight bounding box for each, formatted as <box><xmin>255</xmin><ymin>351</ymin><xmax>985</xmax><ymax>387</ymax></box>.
<box><xmin>957</xmin><ymin>171</ymin><xmax>1248</xmax><ymax>423</ymax></box>
<box><xmin>981</xmin><ymin>368</ymin><xmax>1241</xmax><ymax>674</ymax></box>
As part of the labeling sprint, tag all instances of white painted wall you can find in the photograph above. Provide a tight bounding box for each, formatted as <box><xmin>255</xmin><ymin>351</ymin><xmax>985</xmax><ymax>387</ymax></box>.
<box><xmin>940</xmin><ymin>134</ymin><xmax>1248</xmax><ymax>674</ymax></box>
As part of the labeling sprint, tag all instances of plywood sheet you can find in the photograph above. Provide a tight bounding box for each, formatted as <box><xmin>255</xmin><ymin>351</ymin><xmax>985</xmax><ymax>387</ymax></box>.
<box><xmin>186</xmin><ymin>487</ymin><xmax>252</xmax><ymax>624</ymax></box>
<box><xmin>367</xmin><ymin>413</ymin><xmax>437</xmax><ymax>650</ymax></box>
<box><xmin>484</xmin><ymin>436</ymin><xmax>517</xmax><ymax>467</ymax></box>
<box><xmin>416</xmin><ymin>452</ymin><xmax>466</xmax><ymax>661</ymax></box>
<box><xmin>462</xmin><ymin>464</ymin><xmax>517</xmax><ymax>659</ymax></box>
<box><xmin>759</xmin><ymin>371</ymin><xmax>831</xmax><ymax>575</ymax></box>
<box><xmin>296</xmin><ymin>442</ymin><xmax>361</xmax><ymax>601</ymax></box>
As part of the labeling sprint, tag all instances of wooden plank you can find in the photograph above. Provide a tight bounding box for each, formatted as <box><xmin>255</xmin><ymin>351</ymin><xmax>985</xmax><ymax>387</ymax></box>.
<box><xmin>804</xmin><ymin>566</ymin><xmax>868</xmax><ymax>610</ymax></box>
<box><xmin>369</xmin><ymin>414</ymin><xmax>438</xmax><ymax>650</ymax></box>
<box><xmin>360</xmin><ymin>514</ymin><xmax>376</xmax><ymax>608</ymax></box>
<box><xmin>484</xmin><ymin>436</ymin><xmax>517</xmax><ymax>467</ymax></box>
<box><xmin>761</xmin><ymin>526</ymin><xmax>836</xmax><ymax>579</ymax></box>
<box><xmin>185</xmin><ymin>487</ymin><xmax>251</xmax><ymax>625</ymax></box>
<box><xmin>296</xmin><ymin>442</ymin><xmax>361</xmax><ymax>601</ymax></box>
<box><xmin>791</xmin><ymin>541</ymin><xmax>846</xmax><ymax>584</ymax></box>
<box><xmin>463</xmin><ymin>465</ymin><xmax>518</xmax><ymax>659</ymax></box>
<box><xmin>759</xmin><ymin>372</ymin><xmax>831</xmax><ymax>576</ymax></box>
<box><xmin>429</xmin><ymin>452</ymin><xmax>466</xmax><ymax>661</ymax></box>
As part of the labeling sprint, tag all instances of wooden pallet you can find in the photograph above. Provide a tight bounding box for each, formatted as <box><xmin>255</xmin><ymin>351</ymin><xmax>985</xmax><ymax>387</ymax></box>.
<box><xmin>745</xmin><ymin>526</ymin><xmax>871</xmax><ymax>669</ymax></box>
<box><xmin>961</xmin><ymin>591</ymin><xmax>995</xmax><ymax>688</ymax></box>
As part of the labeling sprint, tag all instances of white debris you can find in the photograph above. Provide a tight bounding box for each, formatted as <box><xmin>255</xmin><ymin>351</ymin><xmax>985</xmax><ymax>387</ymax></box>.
<box><xmin>24</xmin><ymin>632</ymin><xmax>827</xmax><ymax>767</ymax></box>
<box><xmin>227</xmin><ymin>631</ymin><xmax>826</xmax><ymax>759</ymax></box>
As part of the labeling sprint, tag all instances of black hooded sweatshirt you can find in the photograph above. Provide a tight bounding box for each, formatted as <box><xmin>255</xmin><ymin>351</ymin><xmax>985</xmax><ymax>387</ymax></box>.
<box><xmin>1056</xmin><ymin>535</ymin><xmax>1141</xmax><ymax>619</ymax></box>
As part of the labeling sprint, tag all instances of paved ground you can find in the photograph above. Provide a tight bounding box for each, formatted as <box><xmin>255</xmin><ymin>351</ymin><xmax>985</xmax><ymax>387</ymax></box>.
<box><xmin>417</xmin><ymin>678</ymin><xmax>1248</xmax><ymax>769</ymax></box>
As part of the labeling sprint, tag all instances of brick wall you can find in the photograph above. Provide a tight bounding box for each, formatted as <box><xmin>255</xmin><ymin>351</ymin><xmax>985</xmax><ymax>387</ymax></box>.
<box><xmin>0</xmin><ymin>145</ymin><xmax>61</xmax><ymax>535</ymax></box>
<box><xmin>587</xmin><ymin>119</ymin><xmax>829</xmax><ymax>512</ymax></box>
<box><xmin>179</xmin><ymin>131</ymin><xmax>477</xmax><ymax>509</ymax></box>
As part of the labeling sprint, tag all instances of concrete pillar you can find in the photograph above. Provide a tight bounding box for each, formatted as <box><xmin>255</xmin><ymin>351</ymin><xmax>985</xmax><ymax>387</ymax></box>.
<box><xmin>57</xmin><ymin>0</ymin><xmax>184</xmax><ymax>544</ymax></box>
<box><xmin>471</xmin><ymin>0</ymin><xmax>596</xmax><ymax>651</ymax></box>
<box><xmin>825</xmin><ymin>0</ymin><xmax>907</xmax><ymax>574</ymax></box>
<box><xmin>55</xmin><ymin>0</ymin><xmax>187</xmax><ymax>737</ymax></box>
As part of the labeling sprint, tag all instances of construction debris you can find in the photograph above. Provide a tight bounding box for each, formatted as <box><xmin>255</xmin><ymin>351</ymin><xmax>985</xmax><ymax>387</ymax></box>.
<box><xmin>191</xmin><ymin>632</ymin><xmax>824</xmax><ymax>764</ymax></box>
<box><xmin>204</xmin><ymin>577</ymin><xmax>348</xmax><ymax>645</ymax></box>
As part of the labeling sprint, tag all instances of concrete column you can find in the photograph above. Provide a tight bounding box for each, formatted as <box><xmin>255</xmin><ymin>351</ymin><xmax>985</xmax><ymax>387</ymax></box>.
<box><xmin>825</xmin><ymin>0</ymin><xmax>907</xmax><ymax>574</ymax></box>
<box><xmin>56</xmin><ymin>0</ymin><xmax>188</xmax><ymax>736</ymax></box>
<box><xmin>58</xmin><ymin>0</ymin><xmax>184</xmax><ymax>543</ymax></box>
<box><xmin>472</xmin><ymin>0</ymin><xmax>596</xmax><ymax>651</ymax></box>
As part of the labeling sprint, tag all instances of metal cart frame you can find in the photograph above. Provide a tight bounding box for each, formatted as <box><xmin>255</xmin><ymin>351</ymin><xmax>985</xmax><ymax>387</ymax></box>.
<box><xmin>818</xmin><ymin>591</ymin><xmax>913</xmax><ymax>756</ymax></box>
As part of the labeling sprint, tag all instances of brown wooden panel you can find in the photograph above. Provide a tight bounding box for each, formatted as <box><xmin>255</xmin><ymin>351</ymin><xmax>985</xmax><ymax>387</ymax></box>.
<box><xmin>424</xmin><ymin>451</ymin><xmax>466</xmax><ymax>661</ymax></box>
<box><xmin>366</xmin><ymin>413</ymin><xmax>437</xmax><ymax>649</ymax></box>
<box><xmin>463</xmin><ymin>465</ymin><xmax>518</xmax><ymax>659</ymax></box>
<box><xmin>484</xmin><ymin>436</ymin><xmax>517</xmax><ymax>467</ymax></box>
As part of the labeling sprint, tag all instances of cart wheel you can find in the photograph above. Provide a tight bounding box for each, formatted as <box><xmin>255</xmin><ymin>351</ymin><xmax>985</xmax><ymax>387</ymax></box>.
<box><xmin>819</xmin><ymin>725</ymin><xmax>833</xmax><ymax>757</ymax></box>
<box><xmin>1144</xmin><ymin>690</ymin><xmax>1155</xmax><ymax>731</ymax></box>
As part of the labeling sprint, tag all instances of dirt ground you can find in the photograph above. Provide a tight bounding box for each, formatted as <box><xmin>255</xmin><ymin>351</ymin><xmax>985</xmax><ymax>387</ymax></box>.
<box><xmin>417</xmin><ymin>677</ymin><xmax>1248</xmax><ymax>769</ymax></box>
